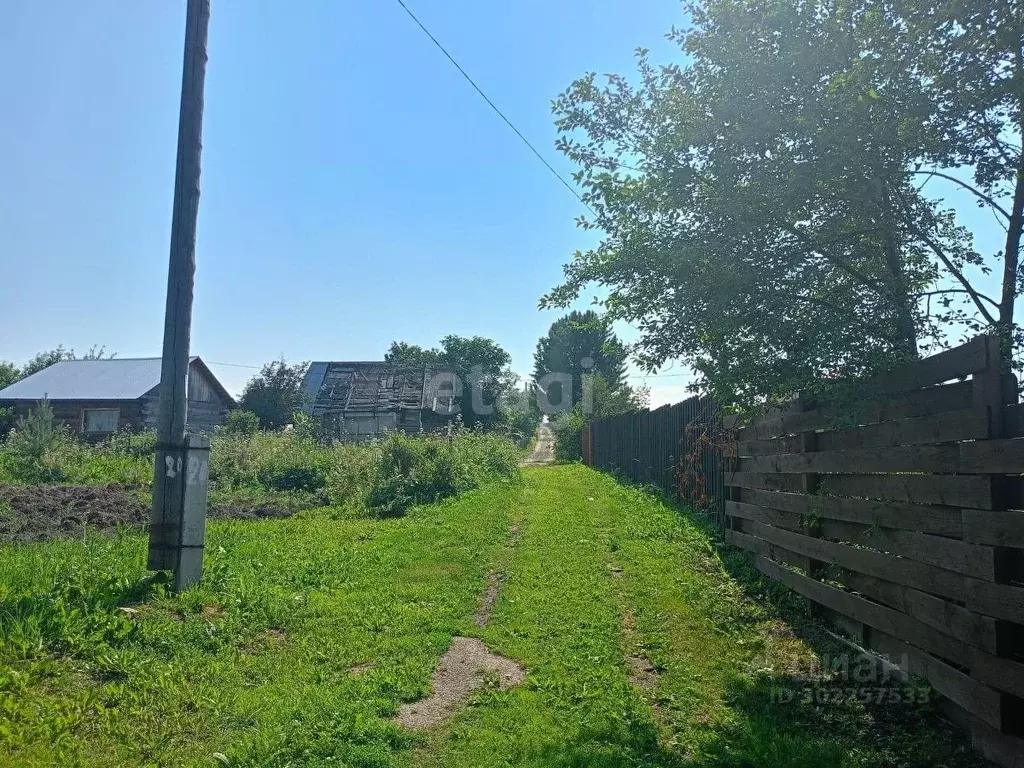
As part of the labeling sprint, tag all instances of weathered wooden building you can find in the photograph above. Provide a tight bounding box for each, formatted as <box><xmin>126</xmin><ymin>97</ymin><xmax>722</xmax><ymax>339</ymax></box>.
<box><xmin>300</xmin><ymin>361</ymin><xmax>457</xmax><ymax>440</ymax></box>
<box><xmin>0</xmin><ymin>357</ymin><xmax>235</xmax><ymax>437</ymax></box>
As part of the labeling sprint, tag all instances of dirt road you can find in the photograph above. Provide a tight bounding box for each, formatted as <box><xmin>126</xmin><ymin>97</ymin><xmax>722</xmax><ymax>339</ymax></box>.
<box><xmin>520</xmin><ymin>423</ymin><xmax>555</xmax><ymax>465</ymax></box>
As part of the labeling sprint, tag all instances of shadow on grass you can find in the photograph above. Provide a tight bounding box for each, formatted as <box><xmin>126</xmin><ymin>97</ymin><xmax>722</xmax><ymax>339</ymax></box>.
<box><xmin>705</xmin><ymin>523</ymin><xmax>988</xmax><ymax>765</ymax></box>
<box><xmin>696</xmin><ymin>669</ymin><xmax>984</xmax><ymax>767</ymax></box>
<box><xmin>526</xmin><ymin>720</ymin><xmax>688</xmax><ymax>768</ymax></box>
<box><xmin>0</xmin><ymin>572</ymin><xmax>167</xmax><ymax>662</ymax></box>
<box><xmin>604</xmin><ymin>475</ymin><xmax>991</xmax><ymax>767</ymax></box>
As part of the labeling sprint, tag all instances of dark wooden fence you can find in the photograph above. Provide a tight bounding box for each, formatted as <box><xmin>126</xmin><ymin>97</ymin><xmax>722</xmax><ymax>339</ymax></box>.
<box><xmin>582</xmin><ymin>336</ymin><xmax>1024</xmax><ymax>766</ymax></box>
<box><xmin>582</xmin><ymin>394</ymin><xmax>723</xmax><ymax>524</ymax></box>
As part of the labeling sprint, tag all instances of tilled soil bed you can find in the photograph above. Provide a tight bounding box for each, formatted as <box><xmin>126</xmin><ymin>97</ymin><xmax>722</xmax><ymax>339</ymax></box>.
<box><xmin>0</xmin><ymin>485</ymin><xmax>296</xmax><ymax>544</ymax></box>
<box><xmin>0</xmin><ymin>484</ymin><xmax>149</xmax><ymax>543</ymax></box>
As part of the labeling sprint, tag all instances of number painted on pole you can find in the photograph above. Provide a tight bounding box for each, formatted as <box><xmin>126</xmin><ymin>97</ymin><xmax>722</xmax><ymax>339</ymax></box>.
<box><xmin>165</xmin><ymin>456</ymin><xmax>183</xmax><ymax>478</ymax></box>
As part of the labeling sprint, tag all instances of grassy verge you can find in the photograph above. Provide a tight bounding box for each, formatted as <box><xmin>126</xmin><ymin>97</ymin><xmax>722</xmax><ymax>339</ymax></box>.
<box><xmin>0</xmin><ymin>465</ymin><xmax>986</xmax><ymax>766</ymax></box>
<box><xmin>0</xmin><ymin>479</ymin><xmax>518</xmax><ymax>767</ymax></box>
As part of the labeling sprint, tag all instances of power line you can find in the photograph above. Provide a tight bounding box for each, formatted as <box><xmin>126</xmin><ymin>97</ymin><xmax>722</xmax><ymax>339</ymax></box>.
<box><xmin>206</xmin><ymin>360</ymin><xmax>262</xmax><ymax>369</ymax></box>
<box><xmin>393</xmin><ymin>0</ymin><xmax>592</xmax><ymax>213</ymax></box>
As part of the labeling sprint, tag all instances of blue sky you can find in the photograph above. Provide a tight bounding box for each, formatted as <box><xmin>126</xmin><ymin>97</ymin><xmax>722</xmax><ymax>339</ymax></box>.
<box><xmin>0</xmin><ymin>1</ymin><xmax>1006</xmax><ymax>405</ymax></box>
<box><xmin>0</xmin><ymin>0</ymin><xmax>686</xmax><ymax>399</ymax></box>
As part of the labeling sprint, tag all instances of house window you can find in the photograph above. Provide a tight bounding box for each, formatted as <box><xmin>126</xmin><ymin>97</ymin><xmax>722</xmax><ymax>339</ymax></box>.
<box><xmin>82</xmin><ymin>408</ymin><xmax>120</xmax><ymax>434</ymax></box>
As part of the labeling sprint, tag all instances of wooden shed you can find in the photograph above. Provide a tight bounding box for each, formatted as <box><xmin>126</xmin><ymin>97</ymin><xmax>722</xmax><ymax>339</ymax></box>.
<box><xmin>0</xmin><ymin>357</ymin><xmax>235</xmax><ymax>438</ymax></box>
<box><xmin>300</xmin><ymin>361</ymin><xmax>457</xmax><ymax>440</ymax></box>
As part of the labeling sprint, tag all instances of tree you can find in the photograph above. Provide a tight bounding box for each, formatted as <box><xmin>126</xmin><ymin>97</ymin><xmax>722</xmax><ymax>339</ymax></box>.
<box><xmin>543</xmin><ymin>0</ymin><xmax>1022</xmax><ymax>407</ymax></box>
<box><xmin>21</xmin><ymin>346</ymin><xmax>75</xmax><ymax>378</ymax></box>
<box><xmin>436</xmin><ymin>335</ymin><xmax>515</xmax><ymax>427</ymax></box>
<box><xmin>0</xmin><ymin>361</ymin><xmax>19</xmax><ymax>391</ymax></box>
<box><xmin>18</xmin><ymin>345</ymin><xmax>114</xmax><ymax>378</ymax></box>
<box><xmin>220</xmin><ymin>409</ymin><xmax>261</xmax><ymax>436</ymax></box>
<box><xmin>587</xmin><ymin>373</ymin><xmax>649</xmax><ymax>418</ymax></box>
<box><xmin>897</xmin><ymin>0</ymin><xmax>1024</xmax><ymax>354</ymax></box>
<box><xmin>79</xmin><ymin>345</ymin><xmax>114</xmax><ymax>361</ymax></box>
<box><xmin>0</xmin><ymin>361</ymin><xmax>18</xmax><ymax>440</ymax></box>
<box><xmin>533</xmin><ymin>310</ymin><xmax>628</xmax><ymax>407</ymax></box>
<box><xmin>239</xmin><ymin>359</ymin><xmax>310</xmax><ymax>429</ymax></box>
<box><xmin>385</xmin><ymin>335</ymin><xmax>516</xmax><ymax>427</ymax></box>
<box><xmin>385</xmin><ymin>342</ymin><xmax>441</xmax><ymax>364</ymax></box>
<box><xmin>551</xmin><ymin>374</ymin><xmax>648</xmax><ymax>461</ymax></box>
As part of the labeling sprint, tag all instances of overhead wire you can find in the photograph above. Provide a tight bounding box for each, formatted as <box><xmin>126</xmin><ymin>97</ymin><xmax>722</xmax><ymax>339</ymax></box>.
<box><xmin>393</xmin><ymin>0</ymin><xmax>594</xmax><ymax>214</ymax></box>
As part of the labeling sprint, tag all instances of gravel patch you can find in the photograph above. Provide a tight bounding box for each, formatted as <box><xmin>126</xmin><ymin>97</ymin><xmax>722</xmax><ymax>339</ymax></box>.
<box><xmin>394</xmin><ymin>637</ymin><xmax>525</xmax><ymax>730</ymax></box>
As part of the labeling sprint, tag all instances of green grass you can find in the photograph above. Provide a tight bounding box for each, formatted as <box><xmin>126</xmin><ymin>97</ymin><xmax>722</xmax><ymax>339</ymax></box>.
<box><xmin>0</xmin><ymin>466</ymin><xmax>985</xmax><ymax>766</ymax></box>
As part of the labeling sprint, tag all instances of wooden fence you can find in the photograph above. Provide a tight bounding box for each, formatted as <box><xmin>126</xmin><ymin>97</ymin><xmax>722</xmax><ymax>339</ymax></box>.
<box><xmin>582</xmin><ymin>394</ymin><xmax>723</xmax><ymax>523</ymax></box>
<box><xmin>583</xmin><ymin>336</ymin><xmax>1024</xmax><ymax>766</ymax></box>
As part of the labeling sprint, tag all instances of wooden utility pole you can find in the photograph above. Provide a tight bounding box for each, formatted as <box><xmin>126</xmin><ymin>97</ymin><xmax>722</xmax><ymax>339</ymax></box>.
<box><xmin>148</xmin><ymin>0</ymin><xmax>212</xmax><ymax>591</ymax></box>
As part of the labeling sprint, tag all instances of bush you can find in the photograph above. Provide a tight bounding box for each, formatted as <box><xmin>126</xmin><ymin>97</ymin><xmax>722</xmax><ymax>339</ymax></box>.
<box><xmin>365</xmin><ymin>428</ymin><xmax>519</xmax><ymax>515</ymax></box>
<box><xmin>209</xmin><ymin>432</ymin><xmax>331</xmax><ymax>496</ymax></box>
<box><xmin>221</xmin><ymin>410</ymin><xmax>261</xmax><ymax>436</ymax></box>
<box><xmin>48</xmin><ymin>437</ymin><xmax>152</xmax><ymax>488</ymax></box>
<box><xmin>552</xmin><ymin>408</ymin><xmax>588</xmax><ymax>462</ymax></box>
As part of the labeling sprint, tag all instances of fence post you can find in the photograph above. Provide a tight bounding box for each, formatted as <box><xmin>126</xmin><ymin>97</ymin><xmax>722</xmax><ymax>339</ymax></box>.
<box><xmin>793</xmin><ymin>394</ymin><xmax>831</xmax><ymax>623</ymax></box>
<box><xmin>968</xmin><ymin>336</ymin><xmax>1024</xmax><ymax>759</ymax></box>
<box><xmin>722</xmin><ymin>412</ymin><xmax>740</xmax><ymax>534</ymax></box>
<box><xmin>709</xmin><ymin>398</ymin><xmax>724</xmax><ymax>531</ymax></box>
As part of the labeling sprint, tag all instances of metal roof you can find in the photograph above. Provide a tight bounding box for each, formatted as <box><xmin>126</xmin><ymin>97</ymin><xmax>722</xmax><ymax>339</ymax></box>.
<box><xmin>0</xmin><ymin>357</ymin><xmax>197</xmax><ymax>402</ymax></box>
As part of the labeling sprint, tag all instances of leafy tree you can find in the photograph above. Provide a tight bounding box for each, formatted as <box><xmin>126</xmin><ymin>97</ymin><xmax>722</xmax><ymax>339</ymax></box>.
<box><xmin>384</xmin><ymin>342</ymin><xmax>441</xmax><ymax>364</ymax></box>
<box><xmin>79</xmin><ymin>345</ymin><xmax>114</xmax><ymax>361</ymax></box>
<box><xmin>21</xmin><ymin>346</ymin><xmax>75</xmax><ymax>378</ymax></box>
<box><xmin>0</xmin><ymin>361</ymin><xmax>19</xmax><ymax>391</ymax></box>
<box><xmin>239</xmin><ymin>359</ymin><xmax>310</xmax><ymax>430</ymax></box>
<box><xmin>436</xmin><ymin>335</ymin><xmax>515</xmax><ymax>427</ymax></box>
<box><xmin>495</xmin><ymin>383</ymin><xmax>542</xmax><ymax>445</ymax></box>
<box><xmin>895</xmin><ymin>0</ymin><xmax>1024</xmax><ymax>352</ymax></box>
<box><xmin>552</xmin><ymin>374</ymin><xmax>648</xmax><ymax>460</ymax></box>
<box><xmin>386</xmin><ymin>335</ymin><xmax>516</xmax><ymax>427</ymax></box>
<box><xmin>533</xmin><ymin>311</ymin><xmax>628</xmax><ymax>407</ymax></box>
<box><xmin>543</xmin><ymin>0</ymin><xmax>1023</xmax><ymax>406</ymax></box>
<box><xmin>18</xmin><ymin>345</ymin><xmax>114</xmax><ymax>378</ymax></box>
<box><xmin>586</xmin><ymin>374</ymin><xmax>649</xmax><ymax>419</ymax></box>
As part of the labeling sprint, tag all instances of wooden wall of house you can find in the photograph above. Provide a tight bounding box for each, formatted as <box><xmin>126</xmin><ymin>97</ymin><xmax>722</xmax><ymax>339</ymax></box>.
<box><xmin>4</xmin><ymin>399</ymin><xmax>146</xmax><ymax>438</ymax></box>
<box><xmin>139</xmin><ymin>366</ymin><xmax>233</xmax><ymax>434</ymax></box>
<box><xmin>186</xmin><ymin>360</ymin><xmax>233</xmax><ymax>433</ymax></box>
<box><xmin>141</xmin><ymin>395</ymin><xmax>229</xmax><ymax>434</ymax></box>
<box><xmin>186</xmin><ymin>399</ymin><xmax>231</xmax><ymax>433</ymax></box>
<box><xmin>188</xmin><ymin>366</ymin><xmax>218</xmax><ymax>404</ymax></box>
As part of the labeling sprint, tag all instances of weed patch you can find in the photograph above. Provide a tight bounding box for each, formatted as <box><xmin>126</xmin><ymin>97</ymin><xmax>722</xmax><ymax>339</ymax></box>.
<box><xmin>0</xmin><ymin>426</ymin><xmax>521</xmax><ymax>538</ymax></box>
